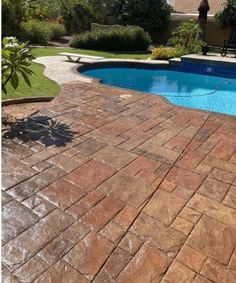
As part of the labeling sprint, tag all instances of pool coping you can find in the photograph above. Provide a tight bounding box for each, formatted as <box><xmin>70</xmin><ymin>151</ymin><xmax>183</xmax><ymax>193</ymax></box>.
<box><xmin>181</xmin><ymin>54</ymin><xmax>236</xmax><ymax>67</ymax></box>
<box><xmin>74</xmin><ymin>61</ymin><xmax>175</xmax><ymax>109</ymax></box>
<box><xmin>75</xmin><ymin>59</ymin><xmax>236</xmax><ymax>118</ymax></box>
<box><xmin>34</xmin><ymin>56</ymin><xmax>236</xmax><ymax>118</ymax></box>
<box><xmin>3</xmin><ymin>56</ymin><xmax>236</xmax><ymax>282</ymax></box>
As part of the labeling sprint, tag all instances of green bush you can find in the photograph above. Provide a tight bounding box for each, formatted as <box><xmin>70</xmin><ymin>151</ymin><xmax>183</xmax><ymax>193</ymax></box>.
<box><xmin>21</xmin><ymin>20</ymin><xmax>52</xmax><ymax>44</ymax></box>
<box><xmin>50</xmin><ymin>23</ymin><xmax>66</xmax><ymax>39</ymax></box>
<box><xmin>21</xmin><ymin>20</ymin><xmax>65</xmax><ymax>43</ymax></box>
<box><xmin>151</xmin><ymin>46</ymin><xmax>186</xmax><ymax>60</ymax></box>
<box><xmin>70</xmin><ymin>26</ymin><xmax>151</xmax><ymax>51</ymax></box>
<box><xmin>169</xmin><ymin>21</ymin><xmax>204</xmax><ymax>54</ymax></box>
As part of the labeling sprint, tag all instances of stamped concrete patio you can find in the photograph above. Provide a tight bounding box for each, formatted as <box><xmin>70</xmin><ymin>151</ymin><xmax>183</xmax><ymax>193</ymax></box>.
<box><xmin>2</xmin><ymin>57</ymin><xmax>236</xmax><ymax>282</ymax></box>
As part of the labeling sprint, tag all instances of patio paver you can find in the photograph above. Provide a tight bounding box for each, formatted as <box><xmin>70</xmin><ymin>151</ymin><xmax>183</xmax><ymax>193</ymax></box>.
<box><xmin>2</xmin><ymin>58</ymin><xmax>236</xmax><ymax>282</ymax></box>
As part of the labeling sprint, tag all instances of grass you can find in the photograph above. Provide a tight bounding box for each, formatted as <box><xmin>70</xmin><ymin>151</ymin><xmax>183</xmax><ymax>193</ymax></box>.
<box><xmin>30</xmin><ymin>47</ymin><xmax>151</xmax><ymax>60</ymax></box>
<box><xmin>3</xmin><ymin>47</ymin><xmax>151</xmax><ymax>100</ymax></box>
<box><xmin>3</xmin><ymin>62</ymin><xmax>60</xmax><ymax>100</ymax></box>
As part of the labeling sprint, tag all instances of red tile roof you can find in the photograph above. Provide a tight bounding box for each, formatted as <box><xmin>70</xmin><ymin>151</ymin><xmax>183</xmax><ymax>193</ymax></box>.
<box><xmin>170</xmin><ymin>0</ymin><xmax>225</xmax><ymax>15</ymax></box>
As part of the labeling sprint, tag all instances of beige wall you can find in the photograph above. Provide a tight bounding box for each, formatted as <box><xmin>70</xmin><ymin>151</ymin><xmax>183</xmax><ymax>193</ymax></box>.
<box><xmin>205</xmin><ymin>22</ymin><xmax>230</xmax><ymax>46</ymax></box>
<box><xmin>152</xmin><ymin>20</ymin><xmax>230</xmax><ymax>47</ymax></box>
<box><xmin>91</xmin><ymin>20</ymin><xmax>230</xmax><ymax>47</ymax></box>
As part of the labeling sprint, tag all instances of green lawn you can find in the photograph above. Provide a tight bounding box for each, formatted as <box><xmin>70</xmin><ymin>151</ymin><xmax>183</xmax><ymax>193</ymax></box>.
<box><xmin>31</xmin><ymin>47</ymin><xmax>151</xmax><ymax>60</ymax></box>
<box><xmin>3</xmin><ymin>47</ymin><xmax>151</xmax><ymax>101</ymax></box>
<box><xmin>4</xmin><ymin>62</ymin><xmax>60</xmax><ymax>100</ymax></box>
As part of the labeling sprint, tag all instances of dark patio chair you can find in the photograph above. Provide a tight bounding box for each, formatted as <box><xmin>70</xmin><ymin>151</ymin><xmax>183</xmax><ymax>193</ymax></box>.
<box><xmin>221</xmin><ymin>27</ymin><xmax>236</xmax><ymax>56</ymax></box>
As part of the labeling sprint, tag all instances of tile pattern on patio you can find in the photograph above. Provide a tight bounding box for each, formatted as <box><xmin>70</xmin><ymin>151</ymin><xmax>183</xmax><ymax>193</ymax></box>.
<box><xmin>2</xmin><ymin>80</ymin><xmax>236</xmax><ymax>283</ymax></box>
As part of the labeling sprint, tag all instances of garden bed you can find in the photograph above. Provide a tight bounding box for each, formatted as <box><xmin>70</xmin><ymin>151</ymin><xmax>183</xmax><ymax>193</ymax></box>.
<box><xmin>2</xmin><ymin>102</ymin><xmax>48</xmax><ymax>126</ymax></box>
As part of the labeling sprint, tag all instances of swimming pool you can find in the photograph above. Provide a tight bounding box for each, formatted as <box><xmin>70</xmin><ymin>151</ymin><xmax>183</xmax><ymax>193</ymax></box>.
<box><xmin>81</xmin><ymin>66</ymin><xmax>236</xmax><ymax>116</ymax></box>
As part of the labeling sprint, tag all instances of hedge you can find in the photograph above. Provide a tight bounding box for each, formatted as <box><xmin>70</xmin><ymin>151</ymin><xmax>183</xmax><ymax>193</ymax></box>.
<box><xmin>21</xmin><ymin>20</ymin><xmax>65</xmax><ymax>44</ymax></box>
<box><xmin>69</xmin><ymin>26</ymin><xmax>151</xmax><ymax>51</ymax></box>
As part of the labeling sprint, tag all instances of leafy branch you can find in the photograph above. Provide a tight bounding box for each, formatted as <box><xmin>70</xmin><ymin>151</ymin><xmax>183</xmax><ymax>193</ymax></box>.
<box><xmin>2</xmin><ymin>37</ymin><xmax>35</xmax><ymax>94</ymax></box>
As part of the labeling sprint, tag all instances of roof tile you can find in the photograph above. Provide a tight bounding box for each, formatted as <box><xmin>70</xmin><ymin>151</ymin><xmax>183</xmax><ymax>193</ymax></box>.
<box><xmin>170</xmin><ymin>0</ymin><xmax>225</xmax><ymax>15</ymax></box>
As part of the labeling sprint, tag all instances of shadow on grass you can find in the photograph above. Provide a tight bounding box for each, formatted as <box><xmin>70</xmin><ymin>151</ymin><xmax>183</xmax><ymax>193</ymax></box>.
<box><xmin>2</xmin><ymin>115</ymin><xmax>76</xmax><ymax>147</ymax></box>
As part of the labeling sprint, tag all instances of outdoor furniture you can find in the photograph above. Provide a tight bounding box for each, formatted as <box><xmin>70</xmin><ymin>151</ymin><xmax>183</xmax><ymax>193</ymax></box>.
<box><xmin>221</xmin><ymin>27</ymin><xmax>236</xmax><ymax>56</ymax></box>
<box><xmin>59</xmin><ymin>52</ymin><xmax>104</xmax><ymax>63</ymax></box>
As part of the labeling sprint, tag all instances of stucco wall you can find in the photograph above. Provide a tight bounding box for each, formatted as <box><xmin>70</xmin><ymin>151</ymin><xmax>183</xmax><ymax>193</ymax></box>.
<box><xmin>91</xmin><ymin>21</ymin><xmax>230</xmax><ymax>47</ymax></box>
<box><xmin>205</xmin><ymin>22</ymin><xmax>230</xmax><ymax>46</ymax></box>
<box><xmin>152</xmin><ymin>20</ymin><xmax>230</xmax><ymax>47</ymax></box>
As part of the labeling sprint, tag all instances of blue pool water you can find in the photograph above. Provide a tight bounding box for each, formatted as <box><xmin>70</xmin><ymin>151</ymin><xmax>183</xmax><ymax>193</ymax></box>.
<box><xmin>81</xmin><ymin>67</ymin><xmax>236</xmax><ymax>116</ymax></box>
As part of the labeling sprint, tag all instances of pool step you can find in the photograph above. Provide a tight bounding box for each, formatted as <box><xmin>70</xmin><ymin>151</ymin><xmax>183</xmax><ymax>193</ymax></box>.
<box><xmin>169</xmin><ymin>58</ymin><xmax>181</xmax><ymax>65</ymax></box>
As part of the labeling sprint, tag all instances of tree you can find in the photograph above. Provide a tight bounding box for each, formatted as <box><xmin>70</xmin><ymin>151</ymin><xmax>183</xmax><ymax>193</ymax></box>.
<box><xmin>2</xmin><ymin>37</ymin><xmax>35</xmax><ymax>94</ymax></box>
<box><xmin>88</xmin><ymin>0</ymin><xmax>113</xmax><ymax>24</ymax></box>
<box><xmin>26</xmin><ymin>0</ymin><xmax>61</xmax><ymax>21</ymax></box>
<box><xmin>59</xmin><ymin>0</ymin><xmax>93</xmax><ymax>34</ymax></box>
<box><xmin>198</xmin><ymin>0</ymin><xmax>210</xmax><ymax>41</ymax></box>
<box><xmin>215</xmin><ymin>0</ymin><xmax>236</xmax><ymax>27</ymax></box>
<box><xmin>2</xmin><ymin>0</ymin><xmax>61</xmax><ymax>37</ymax></box>
<box><xmin>169</xmin><ymin>21</ymin><xmax>204</xmax><ymax>53</ymax></box>
<box><xmin>2</xmin><ymin>0</ymin><xmax>28</xmax><ymax>37</ymax></box>
<box><xmin>198</xmin><ymin>0</ymin><xmax>210</xmax><ymax>21</ymax></box>
<box><xmin>111</xmin><ymin>0</ymin><xmax>172</xmax><ymax>33</ymax></box>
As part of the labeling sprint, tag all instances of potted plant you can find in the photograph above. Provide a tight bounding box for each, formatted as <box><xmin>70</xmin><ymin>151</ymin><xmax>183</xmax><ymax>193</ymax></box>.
<box><xmin>202</xmin><ymin>43</ymin><xmax>209</xmax><ymax>55</ymax></box>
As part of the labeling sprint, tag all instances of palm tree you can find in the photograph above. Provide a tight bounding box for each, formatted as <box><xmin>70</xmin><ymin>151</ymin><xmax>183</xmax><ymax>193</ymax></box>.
<box><xmin>198</xmin><ymin>0</ymin><xmax>210</xmax><ymax>41</ymax></box>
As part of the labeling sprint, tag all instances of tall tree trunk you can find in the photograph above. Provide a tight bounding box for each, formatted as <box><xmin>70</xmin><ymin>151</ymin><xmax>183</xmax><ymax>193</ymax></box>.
<box><xmin>198</xmin><ymin>0</ymin><xmax>210</xmax><ymax>42</ymax></box>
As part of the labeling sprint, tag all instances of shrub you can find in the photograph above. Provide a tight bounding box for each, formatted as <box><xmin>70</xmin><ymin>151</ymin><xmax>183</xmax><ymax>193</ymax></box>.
<box><xmin>151</xmin><ymin>47</ymin><xmax>186</xmax><ymax>60</ymax></box>
<box><xmin>2</xmin><ymin>37</ymin><xmax>35</xmax><ymax>94</ymax></box>
<box><xmin>21</xmin><ymin>20</ymin><xmax>66</xmax><ymax>43</ymax></box>
<box><xmin>50</xmin><ymin>23</ymin><xmax>66</xmax><ymax>39</ymax></box>
<box><xmin>21</xmin><ymin>20</ymin><xmax>52</xmax><ymax>44</ymax></box>
<box><xmin>69</xmin><ymin>26</ymin><xmax>151</xmax><ymax>51</ymax></box>
<box><xmin>169</xmin><ymin>21</ymin><xmax>204</xmax><ymax>53</ymax></box>
<box><xmin>60</xmin><ymin>0</ymin><xmax>93</xmax><ymax>34</ymax></box>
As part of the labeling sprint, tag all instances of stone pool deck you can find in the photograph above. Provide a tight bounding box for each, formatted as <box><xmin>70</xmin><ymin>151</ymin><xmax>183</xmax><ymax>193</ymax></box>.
<box><xmin>2</xmin><ymin>56</ymin><xmax>236</xmax><ymax>282</ymax></box>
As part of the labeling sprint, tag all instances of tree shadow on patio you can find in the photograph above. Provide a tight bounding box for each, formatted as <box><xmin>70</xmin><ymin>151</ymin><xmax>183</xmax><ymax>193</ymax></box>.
<box><xmin>2</xmin><ymin>115</ymin><xmax>76</xmax><ymax>147</ymax></box>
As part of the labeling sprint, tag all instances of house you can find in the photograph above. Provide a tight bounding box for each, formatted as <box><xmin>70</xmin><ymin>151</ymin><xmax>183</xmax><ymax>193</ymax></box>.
<box><xmin>169</xmin><ymin>0</ymin><xmax>225</xmax><ymax>18</ymax></box>
<box><xmin>155</xmin><ymin>0</ymin><xmax>229</xmax><ymax>46</ymax></box>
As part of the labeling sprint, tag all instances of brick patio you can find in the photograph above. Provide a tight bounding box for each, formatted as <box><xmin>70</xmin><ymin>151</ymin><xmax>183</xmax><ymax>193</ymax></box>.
<box><xmin>2</xmin><ymin>80</ymin><xmax>236</xmax><ymax>282</ymax></box>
